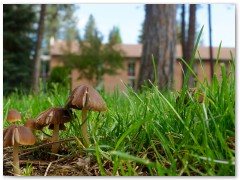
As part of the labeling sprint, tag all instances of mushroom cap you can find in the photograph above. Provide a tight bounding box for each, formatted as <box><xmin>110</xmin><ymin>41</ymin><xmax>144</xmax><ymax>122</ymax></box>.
<box><xmin>24</xmin><ymin>119</ymin><xmax>43</xmax><ymax>130</ymax></box>
<box><xmin>35</xmin><ymin>107</ymin><xmax>72</xmax><ymax>128</ymax></box>
<box><xmin>6</xmin><ymin>109</ymin><xmax>22</xmax><ymax>123</ymax></box>
<box><xmin>3</xmin><ymin>125</ymin><xmax>36</xmax><ymax>147</ymax></box>
<box><xmin>66</xmin><ymin>84</ymin><xmax>107</xmax><ymax>112</ymax></box>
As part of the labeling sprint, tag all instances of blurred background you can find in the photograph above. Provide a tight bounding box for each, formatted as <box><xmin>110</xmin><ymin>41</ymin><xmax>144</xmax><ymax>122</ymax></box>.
<box><xmin>3</xmin><ymin>4</ymin><xmax>235</xmax><ymax>96</ymax></box>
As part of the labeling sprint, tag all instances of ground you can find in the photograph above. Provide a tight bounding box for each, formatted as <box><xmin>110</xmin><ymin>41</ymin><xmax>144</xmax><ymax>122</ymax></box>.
<box><xmin>3</xmin><ymin>138</ymin><xmax>150</xmax><ymax>176</ymax></box>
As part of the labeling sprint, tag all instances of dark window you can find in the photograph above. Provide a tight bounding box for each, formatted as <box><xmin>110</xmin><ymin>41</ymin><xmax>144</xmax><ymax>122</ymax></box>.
<box><xmin>128</xmin><ymin>62</ymin><xmax>135</xmax><ymax>76</ymax></box>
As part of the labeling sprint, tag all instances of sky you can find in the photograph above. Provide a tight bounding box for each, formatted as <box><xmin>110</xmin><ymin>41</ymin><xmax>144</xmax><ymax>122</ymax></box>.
<box><xmin>75</xmin><ymin>4</ymin><xmax>235</xmax><ymax>47</ymax></box>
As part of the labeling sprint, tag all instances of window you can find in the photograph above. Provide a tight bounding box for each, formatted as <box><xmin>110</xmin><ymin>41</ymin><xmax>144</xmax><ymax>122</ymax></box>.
<box><xmin>128</xmin><ymin>61</ymin><xmax>136</xmax><ymax>88</ymax></box>
<box><xmin>128</xmin><ymin>62</ymin><xmax>135</xmax><ymax>76</ymax></box>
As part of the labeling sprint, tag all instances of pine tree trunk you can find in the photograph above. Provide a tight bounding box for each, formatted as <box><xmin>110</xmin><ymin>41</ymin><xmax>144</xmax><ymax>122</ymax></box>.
<box><xmin>32</xmin><ymin>4</ymin><xmax>46</xmax><ymax>93</ymax></box>
<box><xmin>181</xmin><ymin>4</ymin><xmax>186</xmax><ymax>86</ymax></box>
<box><xmin>137</xmin><ymin>4</ymin><xmax>177</xmax><ymax>90</ymax></box>
<box><xmin>208</xmin><ymin>4</ymin><xmax>214</xmax><ymax>79</ymax></box>
<box><xmin>182</xmin><ymin>4</ymin><xmax>196</xmax><ymax>88</ymax></box>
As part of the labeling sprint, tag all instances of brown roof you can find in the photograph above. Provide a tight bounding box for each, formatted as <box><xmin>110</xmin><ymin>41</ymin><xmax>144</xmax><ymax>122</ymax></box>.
<box><xmin>50</xmin><ymin>40</ymin><xmax>80</xmax><ymax>55</ymax></box>
<box><xmin>50</xmin><ymin>41</ymin><xmax>235</xmax><ymax>60</ymax></box>
<box><xmin>194</xmin><ymin>46</ymin><xmax>235</xmax><ymax>60</ymax></box>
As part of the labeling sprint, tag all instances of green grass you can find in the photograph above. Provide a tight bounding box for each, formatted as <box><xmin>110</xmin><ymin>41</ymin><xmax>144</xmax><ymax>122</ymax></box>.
<box><xmin>3</xmin><ymin>30</ymin><xmax>235</xmax><ymax>176</ymax></box>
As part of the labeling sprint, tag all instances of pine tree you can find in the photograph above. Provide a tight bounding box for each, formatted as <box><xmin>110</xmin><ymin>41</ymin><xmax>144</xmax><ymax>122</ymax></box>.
<box><xmin>84</xmin><ymin>14</ymin><xmax>97</xmax><ymax>42</ymax></box>
<box><xmin>181</xmin><ymin>4</ymin><xmax>196</xmax><ymax>87</ymax></box>
<box><xmin>108</xmin><ymin>26</ymin><xmax>122</xmax><ymax>44</ymax></box>
<box><xmin>3</xmin><ymin>5</ymin><xmax>36</xmax><ymax>95</ymax></box>
<box><xmin>32</xmin><ymin>4</ymin><xmax>46</xmax><ymax>93</ymax></box>
<box><xmin>43</xmin><ymin>5</ymin><xmax>79</xmax><ymax>54</ymax></box>
<box><xmin>137</xmin><ymin>5</ymin><xmax>177</xmax><ymax>90</ymax></box>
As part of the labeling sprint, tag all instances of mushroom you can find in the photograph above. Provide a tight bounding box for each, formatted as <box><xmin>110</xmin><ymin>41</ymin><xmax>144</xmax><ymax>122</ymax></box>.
<box><xmin>3</xmin><ymin>124</ymin><xmax>36</xmax><ymax>175</ymax></box>
<box><xmin>6</xmin><ymin>109</ymin><xmax>22</xmax><ymax>124</ymax></box>
<box><xmin>24</xmin><ymin>119</ymin><xmax>44</xmax><ymax>140</ymax></box>
<box><xmin>35</xmin><ymin>107</ymin><xmax>72</xmax><ymax>154</ymax></box>
<box><xmin>65</xmin><ymin>84</ymin><xmax>107</xmax><ymax>147</ymax></box>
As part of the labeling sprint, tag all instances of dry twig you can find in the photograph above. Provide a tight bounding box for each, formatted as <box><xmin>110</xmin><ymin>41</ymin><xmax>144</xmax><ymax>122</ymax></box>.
<box><xmin>44</xmin><ymin>162</ymin><xmax>52</xmax><ymax>176</ymax></box>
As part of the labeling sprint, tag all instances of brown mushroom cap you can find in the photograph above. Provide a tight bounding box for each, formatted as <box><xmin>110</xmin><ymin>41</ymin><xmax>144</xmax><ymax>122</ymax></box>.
<box><xmin>24</xmin><ymin>119</ymin><xmax>43</xmax><ymax>131</ymax></box>
<box><xmin>6</xmin><ymin>109</ymin><xmax>22</xmax><ymax>123</ymax></box>
<box><xmin>3</xmin><ymin>125</ymin><xmax>36</xmax><ymax>147</ymax></box>
<box><xmin>35</xmin><ymin>107</ymin><xmax>72</xmax><ymax>128</ymax></box>
<box><xmin>66</xmin><ymin>84</ymin><xmax>107</xmax><ymax>112</ymax></box>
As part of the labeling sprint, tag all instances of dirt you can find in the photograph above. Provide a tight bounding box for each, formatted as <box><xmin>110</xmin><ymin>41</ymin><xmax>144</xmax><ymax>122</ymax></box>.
<box><xmin>3</xmin><ymin>139</ymin><xmax>107</xmax><ymax>176</ymax></box>
<box><xmin>3</xmin><ymin>138</ymin><xmax>151</xmax><ymax>176</ymax></box>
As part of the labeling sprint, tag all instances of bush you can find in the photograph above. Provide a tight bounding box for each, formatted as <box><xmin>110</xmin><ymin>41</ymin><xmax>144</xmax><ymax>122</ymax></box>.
<box><xmin>47</xmin><ymin>66</ymin><xmax>70</xmax><ymax>90</ymax></box>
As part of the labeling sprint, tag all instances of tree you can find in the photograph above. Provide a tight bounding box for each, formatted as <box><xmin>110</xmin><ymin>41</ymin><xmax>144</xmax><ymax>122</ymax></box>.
<box><xmin>84</xmin><ymin>14</ymin><xmax>97</xmax><ymax>41</ymax></box>
<box><xmin>47</xmin><ymin>66</ymin><xmax>70</xmax><ymax>90</ymax></box>
<box><xmin>137</xmin><ymin>4</ymin><xmax>177</xmax><ymax>90</ymax></box>
<box><xmin>32</xmin><ymin>4</ymin><xmax>46</xmax><ymax>93</ymax></box>
<box><xmin>43</xmin><ymin>5</ymin><xmax>79</xmax><ymax>54</ymax></box>
<box><xmin>208</xmin><ymin>4</ymin><xmax>214</xmax><ymax>79</ymax></box>
<box><xmin>3</xmin><ymin>5</ymin><xmax>36</xmax><ymax>95</ymax></box>
<box><xmin>181</xmin><ymin>4</ymin><xmax>196</xmax><ymax>87</ymax></box>
<box><xmin>108</xmin><ymin>26</ymin><xmax>122</xmax><ymax>44</ymax></box>
<box><xmin>61</xmin><ymin>15</ymin><xmax>124</xmax><ymax>88</ymax></box>
<box><xmin>31</xmin><ymin>5</ymin><xmax>79</xmax><ymax>93</ymax></box>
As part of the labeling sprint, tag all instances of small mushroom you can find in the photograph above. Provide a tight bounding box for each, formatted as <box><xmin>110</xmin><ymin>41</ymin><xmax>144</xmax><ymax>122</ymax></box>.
<box><xmin>3</xmin><ymin>125</ymin><xmax>36</xmax><ymax>175</ymax></box>
<box><xmin>24</xmin><ymin>119</ymin><xmax>44</xmax><ymax>140</ymax></box>
<box><xmin>35</xmin><ymin>107</ymin><xmax>72</xmax><ymax>154</ymax></box>
<box><xmin>65</xmin><ymin>84</ymin><xmax>107</xmax><ymax>147</ymax></box>
<box><xmin>6</xmin><ymin>109</ymin><xmax>22</xmax><ymax>124</ymax></box>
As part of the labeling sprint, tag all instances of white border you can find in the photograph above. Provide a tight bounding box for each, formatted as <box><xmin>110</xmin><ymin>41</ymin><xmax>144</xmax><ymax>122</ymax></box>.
<box><xmin>1</xmin><ymin>0</ymin><xmax>238</xmax><ymax>179</ymax></box>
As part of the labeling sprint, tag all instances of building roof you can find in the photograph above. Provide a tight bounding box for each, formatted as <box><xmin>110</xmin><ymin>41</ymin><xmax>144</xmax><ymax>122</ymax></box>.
<box><xmin>50</xmin><ymin>40</ymin><xmax>235</xmax><ymax>60</ymax></box>
<box><xmin>50</xmin><ymin>40</ymin><xmax>80</xmax><ymax>55</ymax></box>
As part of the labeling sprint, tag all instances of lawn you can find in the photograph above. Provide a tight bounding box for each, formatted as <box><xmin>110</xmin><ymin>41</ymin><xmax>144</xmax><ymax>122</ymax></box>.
<box><xmin>3</xmin><ymin>30</ymin><xmax>235</xmax><ymax>176</ymax></box>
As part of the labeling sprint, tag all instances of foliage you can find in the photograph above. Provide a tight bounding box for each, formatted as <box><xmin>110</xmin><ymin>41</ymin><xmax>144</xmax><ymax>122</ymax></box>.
<box><xmin>61</xmin><ymin>14</ymin><xmax>125</xmax><ymax>87</ymax></box>
<box><xmin>84</xmin><ymin>14</ymin><xmax>97</xmax><ymax>42</ymax></box>
<box><xmin>47</xmin><ymin>66</ymin><xmax>70</xmax><ymax>90</ymax></box>
<box><xmin>43</xmin><ymin>4</ymin><xmax>79</xmax><ymax>55</ymax></box>
<box><xmin>3</xmin><ymin>4</ymin><xmax>37</xmax><ymax>95</ymax></box>
<box><xmin>108</xmin><ymin>26</ymin><xmax>122</xmax><ymax>44</ymax></box>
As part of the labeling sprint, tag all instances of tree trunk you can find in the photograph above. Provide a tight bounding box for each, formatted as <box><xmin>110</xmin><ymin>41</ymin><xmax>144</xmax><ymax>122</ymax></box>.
<box><xmin>181</xmin><ymin>4</ymin><xmax>186</xmax><ymax>86</ymax></box>
<box><xmin>208</xmin><ymin>4</ymin><xmax>214</xmax><ymax>79</ymax></box>
<box><xmin>182</xmin><ymin>4</ymin><xmax>196</xmax><ymax>88</ymax></box>
<box><xmin>137</xmin><ymin>4</ymin><xmax>177</xmax><ymax>90</ymax></box>
<box><xmin>32</xmin><ymin>4</ymin><xmax>46</xmax><ymax>93</ymax></box>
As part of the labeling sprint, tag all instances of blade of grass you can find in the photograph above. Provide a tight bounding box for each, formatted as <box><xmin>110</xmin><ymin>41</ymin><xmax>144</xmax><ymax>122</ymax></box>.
<box><xmin>95</xmin><ymin>142</ymin><xmax>106</xmax><ymax>176</ymax></box>
<box><xmin>214</xmin><ymin>41</ymin><xmax>222</xmax><ymax>74</ymax></box>
<box><xmin>110</xmin><ymin>151</ymin><xmax>155</xmax><ymax>167</ymax></box>
<box><xmin>114</xmin><ymin>119</ymin><xmax>147</xmax><ymax>150</ymax></box>
<box><xmin>149</xmin><ymin>81</ymin><xmax>205</xmax><ymax>156</ymax></box>
<box><xmin>182</xmin><ymin>25</ymin><xmax>204</xmax><ymax>89</ymax></box>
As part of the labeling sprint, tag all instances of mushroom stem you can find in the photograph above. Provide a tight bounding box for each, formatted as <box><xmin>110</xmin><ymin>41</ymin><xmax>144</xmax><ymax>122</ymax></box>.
<box><xmin>39</xmin><ymin>130</ymin><xmax>43</xmax><ymax>140</ymax></box>
<box><xmin>13</xmin><ymin>142</ymin><xmax>20</xmax><ymax>175</ymax></box>
<box><xmin>51</xmin><ymin>124</ymin><xmax>60</xmax><ymax>154</ymax></box>
<box><xmin>81</xmin><ymin>109</ymin><xmax>89</xmax><ymax>147</ymax></box>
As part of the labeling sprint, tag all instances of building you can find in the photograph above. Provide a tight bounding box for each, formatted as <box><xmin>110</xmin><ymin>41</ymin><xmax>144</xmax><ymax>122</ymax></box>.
<box><xmin>49</xmin><ymin>40</ymin><xmax>235</xmax><ymax>91</ymax></box>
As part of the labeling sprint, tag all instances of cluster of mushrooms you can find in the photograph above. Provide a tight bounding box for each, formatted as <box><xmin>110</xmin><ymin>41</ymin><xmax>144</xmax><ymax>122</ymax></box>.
<box><xmin>3</xmin><ymin>84</ymin><xmax>107</xmax><ymax>176</ymax></box>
